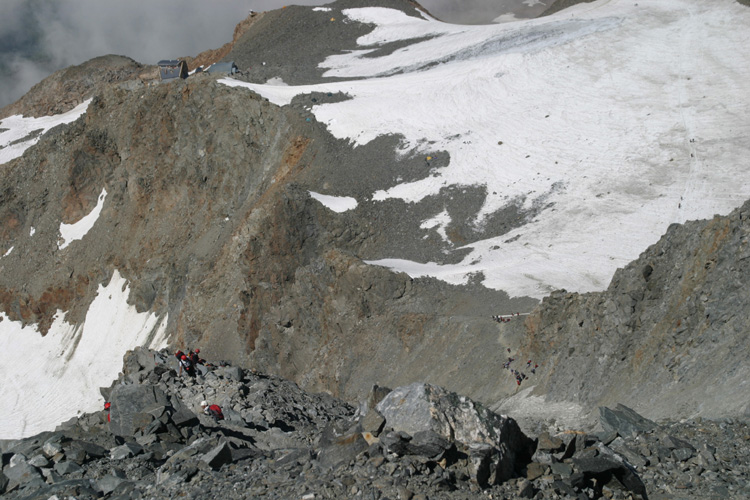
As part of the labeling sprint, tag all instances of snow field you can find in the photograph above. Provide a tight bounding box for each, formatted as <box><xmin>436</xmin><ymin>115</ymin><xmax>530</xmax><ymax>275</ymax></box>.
<box><xmin>0</xmin><ymin>99</ymin><xmax>92</xmax><ymax>166</ymax></box>
<box><xmin>0</xmin><ymin>271</ymin><xmax>169</xmax><ymax>439</ymax></box>
<box><xmin>222</xmin><ymin>0</ymin><xmax>750</xmax><ymax>298</ymax></box>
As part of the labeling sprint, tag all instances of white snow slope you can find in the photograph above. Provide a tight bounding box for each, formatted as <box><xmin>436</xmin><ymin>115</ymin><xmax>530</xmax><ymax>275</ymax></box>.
<box><xmin>0</xmin><ymin>271</ymin><xmax>169</xmax><ymax>439</ymax></box>
<box><xmin>222</xmin><ymin>0</ymin><xmax>750</xmax><ymax>299</ymax></box>
<box><xmin>0</xmin><ymin>100</ymin><xmax>92</xmax><ymax>166</ymax></box>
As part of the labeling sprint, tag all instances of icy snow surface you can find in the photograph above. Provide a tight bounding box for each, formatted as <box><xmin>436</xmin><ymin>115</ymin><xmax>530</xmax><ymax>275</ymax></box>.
<box><xmin>309</xmin><ymin>191</ymin><xmax>358</xmax><ymax>212</ymax></box>
<box><xmin>0</xmin><ymin>271</ymin><xmax>169</xmax><ymax>439</ymax></box>
<box><xmin>0</xmin><ymin>99</ymin><xmax>92</xmax><ymax>166</ymax></box>
<box><xmin>58</xmin><ymin>188</ymin><xmax>107</xmax><ymax>250</ymax></box>
<box><xmin>225</xmin><ymin>0</ymin><xmax>750</xmax><ymax>299</ymax></box>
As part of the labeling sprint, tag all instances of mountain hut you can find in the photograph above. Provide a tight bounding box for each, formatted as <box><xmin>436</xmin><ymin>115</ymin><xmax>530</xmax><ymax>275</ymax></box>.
<box><xmin>157</xmin><ymin>60</ymin><xmax>188</xmax><ymax>80</ymax></box>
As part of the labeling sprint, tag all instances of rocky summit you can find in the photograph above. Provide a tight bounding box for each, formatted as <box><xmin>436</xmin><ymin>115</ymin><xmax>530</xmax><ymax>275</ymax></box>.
<box><xmin>5</xmin><ymin>347</ymin><xmax>749</xmax><ymax>499</ymax></box>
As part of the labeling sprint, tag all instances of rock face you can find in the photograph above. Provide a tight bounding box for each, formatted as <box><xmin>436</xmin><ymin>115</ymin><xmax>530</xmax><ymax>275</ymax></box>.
<box><xmin>519</xmin><ymin>201</ymin><xmax>750</xmax><ymax>422</ymax></box>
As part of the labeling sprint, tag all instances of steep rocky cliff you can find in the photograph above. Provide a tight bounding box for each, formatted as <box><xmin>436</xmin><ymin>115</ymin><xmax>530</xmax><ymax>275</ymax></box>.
<box><xmin>514</xmin><ymin>200</ymin><xmax>750</xmax><ymax>422</ymax></box>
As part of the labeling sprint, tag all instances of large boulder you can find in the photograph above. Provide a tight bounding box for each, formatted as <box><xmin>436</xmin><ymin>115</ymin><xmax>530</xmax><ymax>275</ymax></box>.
<box><xmin>599</xmin><ymin>404</ymin><xmax>658</xmax><ymax>438</ymax></box>
<box><xmin>376</xmin><ymin>383</ymin><xmax>534</xmax><ymax>484</ymax></box>
<box><xmin>108</xmin><ymin>384</ymin><xmax>170</xmax><ymax>437</ymax></box>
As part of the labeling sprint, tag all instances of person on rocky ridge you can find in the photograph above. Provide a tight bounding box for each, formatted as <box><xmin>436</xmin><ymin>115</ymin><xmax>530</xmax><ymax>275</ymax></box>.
<box><xmin>201</xmin><ymin>400</ymin><xmax>224</xmax><ymax>422</ymax></box>
<box><xmin>179</xmin><ymin>354</ymin><xmax>195</xmax><ymax>377</ymax></box>
<box><xmin>189</xmin><ymin>348</ymin><xmax>204</xmax><ymax>367</ymax></box>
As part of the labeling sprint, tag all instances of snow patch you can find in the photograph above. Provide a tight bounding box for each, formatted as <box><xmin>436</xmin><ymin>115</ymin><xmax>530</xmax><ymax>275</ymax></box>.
<box><xmin>420</xmin><ymin>210</ymin><xmax>452</xmax><ymax>243</ymax></box>
<box><xmin>59</xmin><ymin>188</ymin><xmax>107</xmax><ymax>250</ymax></box>
<box><xmin>0</xmin><ymin>270</ymin><xmax>169</xmax><ymax>439</ymax></box>
<box><xmin>0</xmin><ymin>99</ymin><xmax>92</xmax><ymax>166</ymax></box>
<box><xmin>29</xmin><ymin>227</ymin><xmax>35</xmax><ymax>237</ymax></box>
<box><xmin>265</xmin><ymin>77</ymin><xmax>288</xmax><ymax>86</ymax></box>
<box><xmin>309</xmin><ymin>191</ymin><xmax>358</xmax><ymax>213</ymax></box>
<box><xmin>3</xmin><ymin>246</ymin><xmax>13</xmax><ymax>257</ymax></box>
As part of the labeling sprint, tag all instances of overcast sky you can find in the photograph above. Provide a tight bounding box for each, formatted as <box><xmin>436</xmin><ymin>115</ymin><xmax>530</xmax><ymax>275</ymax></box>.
<box><xmin>0</xmin><ymin>0</ymin><xmax>547</xmax><ymax>109</ymax></box>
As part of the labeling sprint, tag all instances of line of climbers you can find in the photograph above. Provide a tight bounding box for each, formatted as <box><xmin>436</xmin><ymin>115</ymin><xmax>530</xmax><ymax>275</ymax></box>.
<box><xmin>492</xmin><ymin>312</ymin><xmax>523</xmax><ymax>323</ymax></box>
<box><xmin>174</xmin><ymin>348</ymin><xmax>207</xmax><ymax>377</ymax></box>
<box><xmin>103</xmin><ymin>348</ymin><xmax>226</xmax><ymax>426</ymax></box>
<box><xmin>503</xmin><ymin>348</ymin><xmax>539</xmax><ymax>387</ymax></box>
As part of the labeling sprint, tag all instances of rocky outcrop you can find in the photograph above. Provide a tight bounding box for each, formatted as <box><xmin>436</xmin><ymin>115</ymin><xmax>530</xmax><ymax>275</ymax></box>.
<box><xmin>0</xmin><ymin>348</ymin><xmax>677</xmax><ymax>499</ymax></box>
<box><xmin>4</xmin><ymin>347</ymin><xmax>750</xmax><ymax>499</ymax></box>
<box><xmin>0</xmin><ymin>55</ymin><xmax>149</xmax><ymax>120</ymax></box>
<box><xmin>519</xmin><ymin>200</ymin><xmax>750</xmax><ymax>421</ymax></box>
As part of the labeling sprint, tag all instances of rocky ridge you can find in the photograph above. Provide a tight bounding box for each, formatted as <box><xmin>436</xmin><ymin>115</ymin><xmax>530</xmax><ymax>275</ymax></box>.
<box><xmin>513</xmin><ymin>199</ymin><xmax>750</xmax><ymax>423</ymax></box>
<box><xmin>7</xmin><ymin>348</ymin><xmax>748</xmax><ymax>499</ymax></box>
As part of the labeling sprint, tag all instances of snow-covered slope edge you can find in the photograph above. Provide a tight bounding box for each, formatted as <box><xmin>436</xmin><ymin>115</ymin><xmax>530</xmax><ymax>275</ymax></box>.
<box><xmin>223</xmin><ymin>0</ymin><xmax>750</xmax><ymax>298</ymax></box>
<box><xmin>0</xmin><ymin>271</ymin><xmax>168</xmax><ymax>439</ymax></box>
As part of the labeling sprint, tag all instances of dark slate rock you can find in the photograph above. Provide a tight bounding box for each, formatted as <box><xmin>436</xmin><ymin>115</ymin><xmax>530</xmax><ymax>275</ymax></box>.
<box><xmin>380</xmin><ymin>430</ymin><xmax>412</xmax><ymax>456</ymax></box>
<box><xmin>318</xmin><ymin>419</ymin><xmax>359</xmax><ymax>447</ymax></box>
<box><xmin>0</xmin><ymin>470</ymin><xmax>8</xmax><ymax>494</ymax></box>
<box><xmin>221</xmin><ymin>365</ymin><xmax>244</xmax><ymax>382</ymax></box>
<box><xmin>232</xmin><ymin>446</ymin><xmax>264</xmax><ymax>462</ymax></box>
<box><xmin>672</xmin><ymin>447</ymin><xmax>694</xmax><ymax>462</ymax></box>
<box><xmin>365</xmin><ymin>384</ymin><xmax>392</xmax><ymax>414</ymax></box>
<box><xmin>360</xmin><ymin>409</ymin><xmax>385</xmax><ymax>436</ymax></box>
<box><xmin>661</xmin><ymin>433</ymin><xmax>695</xmax><ymax>451</ymax></box>
<box><xmin>110</xmin><ymin>442</ymin><xmax>144</xmax><ymax>460</ymax></box>
<box><xmin>537</xmin><ymin>431</ymin><xmax>565</xmax><ymax>452</ymax></box>
<box><xmin>531</xmin><ymin>449</ymin><xmax>557</xmax><ymax>465</ymax></box>
<box><xmin>62</xmin><ymin>446</ymin><xmax>86</xmax><ymax>465</ymax></box>
<box><xmin>274</xmin><ymin>447</ymin><xmax>310</xmax><ymax>465</ymax></box>
<box><xmin>526</xmin><ymin>462</ymin><xmax>547</xmax><ymax>480</ymax></box>
<box><xmin>317</xmin><ymin>432</ymin><xmax>369</xmax><ymax>469</ymax></box>
<box><xmin>4</xmin><ymin>462</ymin><xmax>43</xmax><ymax>490</ymax></box>
<box><xmin>97</xmin><ymin>474</ymin><xmax>127</xmax><ymax>495</ymax></box>
<box><xmin>35</xmin><ymin>478</ymin><xmax>103</xmax><ymax>499</ymax></box>
<box><xmin>53</xmin><ymin>460</ymin><xmax>83</xmax><ymax>475</ymax></box>
<box><xmin>597</xmin><ymin>429</ymin><xmax>619</xmax><ymax>446</ymax></box>
<box><xmin>517</xmin><ymin>478</ymin><xmax>535</xmax><ymax>498</ymax></box>
<box><xmin>109</xmin><ymin>384</ymin><xmax>170</xmax><ymax>437</ymax></box>
<box><xmin>599</xmin><ymin>404</ymin><xmax>658</xmax><ymax>438</ymax></box>
<box><xmin>405</xmin><ymin>430</ymin><xmax>451</xmax><ymax>459</ymax></box>
<box><xmin>27</xmin><ymin>454</ymin><xmax>50</xmax><ymax>468</ymax></box>
<box><xmin>550</xmin><ymin>461</ymin><xmax>573</xmax><ymax>477</ymax></box>
<box><xmin>573</xmin><ymin>456</ymin><xmax>648</xmax><ymax>498</ymax></box>
<box><xmin>223</xmin><ymin>408</ymin><xmax>245</xmax><ymax>425</ymax></box>
<box><xmin>171</xmin><ymin>407</ymin><xmax>200</xmax><ymax>428</ymax></box>
<box><xmin>468</xmin><ymin>443</ymin><xmax>497</xmax><ymax>487</ymax></box>
<box><xmin>68</xmin><ymin>439</ymin><xmax>108</xmax><ymax>460</ymax></box>
<box><xmin>202</xmin><ymin>441</ymin><xmax>234</xmax><ymax>470</ymax></box>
